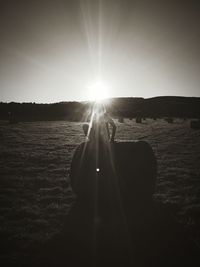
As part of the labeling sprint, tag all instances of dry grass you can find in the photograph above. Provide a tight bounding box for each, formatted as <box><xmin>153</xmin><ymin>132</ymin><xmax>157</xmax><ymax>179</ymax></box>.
<box><xmin>0</xmin><ymin>118</ymin><xmax>200</xmax><ymax>263</ymax></box>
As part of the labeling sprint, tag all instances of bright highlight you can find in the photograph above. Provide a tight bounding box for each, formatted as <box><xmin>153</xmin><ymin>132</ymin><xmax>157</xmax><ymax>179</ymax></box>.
<box><xmin>87</xmin><ymin>81</ymin><xmax>110</xmax><ymax>102</ymax></box>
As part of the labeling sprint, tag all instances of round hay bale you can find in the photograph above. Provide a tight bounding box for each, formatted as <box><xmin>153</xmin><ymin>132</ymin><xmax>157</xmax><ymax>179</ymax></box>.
<box><xmin>165</xmin><ymin>117</ymin><xmax>173</xmax><ymax>123</ymax></box>
<box><xmin>8</xmin><ymin>111</ymin><xmax>18</xmax><ymax>124</ymax></box>
<box><xmin>190</xmin><ymin>120</ymin><xmax>200</xmax><ymax>129</ymax></box>
<box><xmin>67</xmin><ymin>141</ymin><xmax>157</xmax><ymax>265</ymax></box>
<box><xmin>70</xmin><ymin>140</ymin><xmax>157</xmax><ymax>215</ymax></box>
<box><xmin>118</xmin><ymin>117</ymin><xmax>124</xmax><ymax>123</ymax></box>
<box><xmin>136</xmin><ymin>117</ymin><xmax>142</xmax><ymax>123</ymax></box>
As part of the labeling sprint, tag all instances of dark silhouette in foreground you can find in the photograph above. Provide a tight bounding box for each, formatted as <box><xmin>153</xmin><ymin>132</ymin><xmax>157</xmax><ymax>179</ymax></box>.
<box><xmin>30</xmin><ymin>136</ymin><xmax>200</xmax><ymax>267</ymax></box>
<box><xmin>31</xmin><ymin>106</ymin><xmax>200</xmax><ymax>267</ymax></box>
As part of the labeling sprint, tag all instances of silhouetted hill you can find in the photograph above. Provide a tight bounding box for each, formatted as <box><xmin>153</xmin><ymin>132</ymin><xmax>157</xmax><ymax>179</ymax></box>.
<box><xmin>0</xmin><ymin>96</ymin><xmax>200</xmax><ymax>122</ymax></box>
<box><xmin>107</xmin><ymin>96</ymin><xmax>200</xmax><ymax>118</ymax></box>
<box><xmin>143</xmin><ymin>96</ymin><xmax>200</xmax><ymax>118</ymax></box>
<box><xmin>0</xmin><ymin>101</ymin><xmax>88</xmax><ymax>122</ymax></box>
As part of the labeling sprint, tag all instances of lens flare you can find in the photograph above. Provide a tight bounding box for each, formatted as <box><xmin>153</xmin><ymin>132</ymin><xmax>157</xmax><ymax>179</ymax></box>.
<box><xmin>87</xmin><ymin>81</ymin><xmax>110</xmax><ymax>102</ymax></box>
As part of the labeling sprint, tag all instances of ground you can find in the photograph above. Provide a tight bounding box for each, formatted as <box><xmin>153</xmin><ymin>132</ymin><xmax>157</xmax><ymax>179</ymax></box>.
<box><xmin>0</xmin><ymin>118</ymin><xmax>200</xmax><ymax>264</ymax></box>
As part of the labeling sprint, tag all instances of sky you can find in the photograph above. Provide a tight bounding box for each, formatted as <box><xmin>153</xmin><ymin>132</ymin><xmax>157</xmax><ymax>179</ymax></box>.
<box><xmin>0</xmin><ymin>0</ymin><xmax>200</xmax><ymax>103</ymax></box>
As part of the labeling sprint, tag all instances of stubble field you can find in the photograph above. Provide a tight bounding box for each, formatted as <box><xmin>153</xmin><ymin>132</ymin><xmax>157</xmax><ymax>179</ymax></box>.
<box><xmin>0</xmin><ymin>118</ymin><xmax>200</xmax><ymax>264</ymax></box>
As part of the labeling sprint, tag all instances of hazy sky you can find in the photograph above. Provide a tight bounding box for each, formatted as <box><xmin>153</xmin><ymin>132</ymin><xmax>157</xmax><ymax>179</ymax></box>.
<box><xmin>0</xmin><ymin>0</ymin><xmax>200</xmax><ymax>102</ymax></box>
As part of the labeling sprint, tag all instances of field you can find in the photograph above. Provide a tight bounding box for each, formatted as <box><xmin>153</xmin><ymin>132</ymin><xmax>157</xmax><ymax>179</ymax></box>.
<box><xmin>0</xmin><ymin>118</ymin><xmax>200</xmax><ymax>265</ymax></box>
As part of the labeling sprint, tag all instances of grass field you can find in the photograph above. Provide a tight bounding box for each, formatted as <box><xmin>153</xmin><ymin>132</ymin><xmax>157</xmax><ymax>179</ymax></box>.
<box><xmin>0</xmin><ymin>118</ymin><xmax>200</xmax><ymax>264</ymax></box>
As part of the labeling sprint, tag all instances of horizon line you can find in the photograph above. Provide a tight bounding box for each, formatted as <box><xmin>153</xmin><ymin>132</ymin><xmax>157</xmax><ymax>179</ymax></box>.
<box><xmin>1</xmin><ymin>95</ymin><xmax>200</xmax><ymax>105</ymax></box>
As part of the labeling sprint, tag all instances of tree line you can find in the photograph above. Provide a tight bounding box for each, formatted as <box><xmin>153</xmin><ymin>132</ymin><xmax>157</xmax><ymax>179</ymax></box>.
<box><xmin>0</xmin><ymin>96</ymin><xmax>200</xmax><ymax>122</ymax></box>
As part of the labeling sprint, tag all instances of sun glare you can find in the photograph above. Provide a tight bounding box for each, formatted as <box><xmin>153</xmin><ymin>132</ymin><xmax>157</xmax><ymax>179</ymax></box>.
<box><xmin>87</xmin><ymin>81</ymin><xmax>110</xmax><ymax>102</ymax></box>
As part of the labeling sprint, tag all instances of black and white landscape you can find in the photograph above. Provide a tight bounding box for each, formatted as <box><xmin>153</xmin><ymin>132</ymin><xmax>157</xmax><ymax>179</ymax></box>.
<box><xmin>1</xmin><ymin>0</ymin><xmax>200</xmax><ymax>266</ymax></box>
<box><xmin>0</xmin><ymin>114</ymin><xmax>200</xmax><ymax>266</ymax></box>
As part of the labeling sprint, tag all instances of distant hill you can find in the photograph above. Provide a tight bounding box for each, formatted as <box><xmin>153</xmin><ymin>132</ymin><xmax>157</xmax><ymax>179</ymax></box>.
<box><xmin>0</xmin><ymin>96</ymin><xmax>200</xmax><ymax>122</ymax></box>
<box><xmin>107</xmin><ymin>96</ymin><xmax>200</xmax><ymax>118</ymax></box>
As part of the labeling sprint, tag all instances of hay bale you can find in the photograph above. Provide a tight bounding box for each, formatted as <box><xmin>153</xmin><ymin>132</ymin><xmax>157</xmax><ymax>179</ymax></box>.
<box><xmin>70</xmin><ymin>140</ymin><xmax>157</xmax><ymax>212</ymax></box>
<box><xmin>136</xmin><ymin>117</ymin><xmax>142</xmax><ymax>123</ymax></box>
<box><xmin>190</xmin><ymin>120</ymin><xmax>200</xmax><ymax>129</ymax></box>
<box><xmin>8</xmin><ymin>112</ymin><xmax>18</xmax><ymax>124</ymax></box>
<box><xmin>165</xmin><ymin>117</ymin><xmax>173</xmax><ymax>123</ymax></box>
<box><xmin>118</xmin><ymin>117</ymin><xmax>124</xmax><ymax>123</ymax></box>
<box><xmin>66</xmin><ymin>140</ymin><xmax>157</xmax><ymax>266</ymax></box>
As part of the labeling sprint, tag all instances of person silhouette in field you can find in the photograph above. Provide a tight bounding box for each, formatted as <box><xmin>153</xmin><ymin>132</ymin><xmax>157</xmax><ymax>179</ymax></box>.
<box><xmin>83</xmin><ymin>102</ymin><xmax>116</xmax><ymax>143</ymax></box>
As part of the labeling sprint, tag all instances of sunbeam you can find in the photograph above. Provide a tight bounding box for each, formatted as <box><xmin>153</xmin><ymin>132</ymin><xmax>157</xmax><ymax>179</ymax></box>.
<box><xmin>79</xmin><ymin>0</ymin><xmax>103</xmax><ymax>79</ymax></box>
<box><xmin>86</xmin><ymin>80</ymin><xmax>110</xmax><ymax>102</ymax></box>
<box><xmin>77</xmin><ymin>99</ymin><xmax>133</xmax><ymax>265</ymax></box>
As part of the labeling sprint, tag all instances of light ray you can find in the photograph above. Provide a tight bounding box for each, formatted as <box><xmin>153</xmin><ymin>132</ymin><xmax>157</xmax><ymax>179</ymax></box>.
<box><xmin>77</xmin><ymin>1</ymin><xmax>133</xmax><ymax>262</ymax></box>
<box><xmin>79</xmin><ymin>0</ymin><xmax>106</xmax><ymax>88</ymax></box>
<box><xmin>87</xmin><ymin>80</ymin><xmax>110</xmax><ymax>102</ymax></box>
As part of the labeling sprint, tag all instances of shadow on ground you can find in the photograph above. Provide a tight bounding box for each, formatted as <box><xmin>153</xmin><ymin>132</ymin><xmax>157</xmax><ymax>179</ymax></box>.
<box><xmin>1</xmin><ymin>139</ymin><xmax>199</xmax><ymax>267</ymax></box>
<box><xmin>30</xmin><ymin>141</ymin><xmax>199</xmax><ymax>267</ymax></box>
<box><xmin>30</xmin><ymin>201</ymin><xmax>200</xmax><ymax>267</ymax></box>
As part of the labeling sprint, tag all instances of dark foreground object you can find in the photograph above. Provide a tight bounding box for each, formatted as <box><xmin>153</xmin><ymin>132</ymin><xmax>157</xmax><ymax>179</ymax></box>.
<box><xmin>30</xmin><ymin>141</ymin><xmax>199</xmax><ymax>267</ymax></box>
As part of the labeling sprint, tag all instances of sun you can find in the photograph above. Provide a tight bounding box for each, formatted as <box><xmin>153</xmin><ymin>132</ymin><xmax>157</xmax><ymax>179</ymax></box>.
<box><xmin>87</xmin><ymin>81</ymin><xmax>110</xmax><ymax>102</ymax></box>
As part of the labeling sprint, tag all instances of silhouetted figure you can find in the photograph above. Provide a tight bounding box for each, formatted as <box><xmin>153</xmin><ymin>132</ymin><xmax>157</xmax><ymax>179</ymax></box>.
<box><xmin>83</xmin><ymin>103</ymin><xmax>116</xmax><ymax>143</ymax></box>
